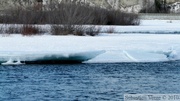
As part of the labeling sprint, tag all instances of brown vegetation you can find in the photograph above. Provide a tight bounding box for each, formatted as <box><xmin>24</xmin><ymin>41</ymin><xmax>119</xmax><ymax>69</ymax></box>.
<box><xmin>105</xmin><ymin>27</ymin><xmax>115</xmax><ymax>34</ymax></box>
<box><xmin>21</xmin><ymin>25</ymin><xmax>40</xmax><ymax>36</ymax></box>
<box><xmin>0</xmin><ymin>3</ymin><xmax>140</xmax><ymax>25</ymax></box>
<box><xmin>51</xmin><ymin>25</ymin><xmax>101</xmax><ymax>36</ymax></box>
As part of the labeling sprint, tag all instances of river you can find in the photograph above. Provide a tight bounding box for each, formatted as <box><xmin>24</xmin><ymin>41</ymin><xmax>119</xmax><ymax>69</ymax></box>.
<box><xmin>0</xmin><ymin>62</ymin><xmax>180</xmax><ymax>101</ymax></box>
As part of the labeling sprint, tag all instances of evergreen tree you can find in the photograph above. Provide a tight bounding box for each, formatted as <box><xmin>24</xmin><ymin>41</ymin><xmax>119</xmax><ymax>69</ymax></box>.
<box><xmin>155</xmin><ymin>0</ymin><xmax>168</xmax><ymax>13</ymax></box>
<box><xmin>155</xmin><ymin>0</ymin><xmax>161</xmax><ymax>12</ymax></box>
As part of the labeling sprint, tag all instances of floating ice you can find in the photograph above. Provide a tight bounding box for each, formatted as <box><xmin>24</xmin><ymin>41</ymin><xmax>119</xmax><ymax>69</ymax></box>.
<box><xmin>0</xmin><ymin>50</ymin><xmax>105</xmax><ymax>65</ymax></box>
<box><xmin>87</xmin><ymin>49</ymin><xmax>180</xmax><ymax>63</ymax></box>
<box><xmin>153</xmin><ymin>47</ymin><xmax>178</xmax><ymax>61</ymax></box>
<box><xmin>1</xmin><ymin>58</ymin><xmax>24</xmax><ymax>65</ymax></box>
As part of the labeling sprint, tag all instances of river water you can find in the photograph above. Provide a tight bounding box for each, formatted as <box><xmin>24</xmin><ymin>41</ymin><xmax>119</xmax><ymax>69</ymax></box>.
<box><xmin>0</xmin><ymin>62</ymin><xmax>180</xmax><ymax>101</ymax></box>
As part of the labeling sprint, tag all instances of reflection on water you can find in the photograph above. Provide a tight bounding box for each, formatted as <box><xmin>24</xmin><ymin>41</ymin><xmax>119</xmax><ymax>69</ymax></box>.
<box><xmin>0</xmin><ymin>61</ymin><xmax>180</xmax><ymax>101</ymax></box>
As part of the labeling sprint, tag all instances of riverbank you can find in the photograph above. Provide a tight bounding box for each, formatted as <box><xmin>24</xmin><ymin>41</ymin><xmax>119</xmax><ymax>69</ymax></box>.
<box><xmin>0</xmin><ymin>20</ymin><xmax>180</xmax><ymax>64</ymax></box>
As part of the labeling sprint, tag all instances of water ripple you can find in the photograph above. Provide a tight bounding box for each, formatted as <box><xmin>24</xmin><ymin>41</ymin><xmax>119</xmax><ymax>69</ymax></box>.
<box><xmin>0</xmin><ymin>62</ymin><xmax>180</xmax><ymax>100</ymax></box>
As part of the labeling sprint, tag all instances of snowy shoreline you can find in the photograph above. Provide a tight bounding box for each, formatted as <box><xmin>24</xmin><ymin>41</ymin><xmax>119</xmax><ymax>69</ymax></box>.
<box><xmin>0</xmin><ymin>34</ymin><xmax>179</xmax><ymax>64</ymax></box>
<box><xmin>0</xmin><ymin>20</ymin><xmax>180</xmax><ymax>65</ymax></box>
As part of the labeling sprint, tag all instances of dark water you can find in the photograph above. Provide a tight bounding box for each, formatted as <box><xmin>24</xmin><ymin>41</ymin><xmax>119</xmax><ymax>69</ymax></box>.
<box><xmin>0</xmin><ymin>61</ymin><xmax>180</xmax><ymax>101</ymax></box>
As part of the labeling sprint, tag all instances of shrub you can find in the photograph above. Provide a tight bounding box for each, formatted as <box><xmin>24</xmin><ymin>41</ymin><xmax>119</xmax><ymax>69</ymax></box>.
<box><xmin>21</xmin><ymin>25</ymin><xmax>40</xmax><ymax>36</ymax></box>
<box><xmin>0</xmin><ymin>3</ymin><xmax>140</xmax><ymax>25</ymax></box>
<box><xmin>0</xmin><ymin>25</ymin><xmax>3</xmax><ymax>34</ymax></box>
<box><xmin>107</xmin><ymin>10</ymin><xmax>140</xmax><ymax>25</ymax></box>
<box><xmin>51</xmin><ymin>25</ymin><xmax>101</xmax><ymax>36</ymax></box>
<box><xmin>51</xmin><ymin>25</ymin><xmax>86</xmax><ymax>36</ymax></box>
<box><xmin>85</xmin><ymin>26</ymin><xmax>101</xmax><ymax>36</ymax></box>
<box><xmin>0</xmin><ymin>25</ymin><xmax>10</xmax><ymax>36</ymax></box>
<box><xmin>105</xmin><ymin>27</ymin><xmax>115</xmax><ymax>34</ymax></box>
<box><xmin>73</xmin><ymin>26</ymin><xmax>86</xmax><ymax>36</ymax></box>
<box><xmin>51</xmin><ymin>25</ymin><xmax>75</xmax><ymax>35</ymax></box>
<box><xmin>5</xmin><ymin>25</ymin><xmax>21</xmax><ymax>34</ymax></box>
<box><xmin>0</xmin><ymin>17</ymin><xmax>3</xmax><ymax>23</ymax></box>
<box><xmin>1</xmin><ymin>33</ymin><xmax>11</xmax><ymax>37</ymax></box>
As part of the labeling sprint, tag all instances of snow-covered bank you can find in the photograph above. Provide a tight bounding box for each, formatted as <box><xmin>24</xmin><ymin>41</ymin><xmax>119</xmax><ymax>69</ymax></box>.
<box><xmin>102</xmin><ymin>20</ymin><xmax>180</xmax><ymax>34</ymax></box>
<box><xmin>0</xmin><ymin>20</ymin><xmax>180</xmax><ymax>64</ymax></box>
<box><xmin>0</xmin><ymin>34</ymin><xmax>180</xmax><ymax>64</ymax></box>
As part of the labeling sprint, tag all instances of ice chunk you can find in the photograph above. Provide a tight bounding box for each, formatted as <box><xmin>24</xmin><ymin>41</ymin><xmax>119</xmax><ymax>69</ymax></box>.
<box><xmin>154</xmin><ymin>50</ymin><xmax>178</xmax><ymax>61</ymax></box>
<box><xmin>1</xmin><ymin>58</ymin><xmax>24</xmax><ymax>65</ymax></box>
<box><xmin>0</xmin><ymin>50</ymin><xmax>105</xmax><ymax>65</ymax></box>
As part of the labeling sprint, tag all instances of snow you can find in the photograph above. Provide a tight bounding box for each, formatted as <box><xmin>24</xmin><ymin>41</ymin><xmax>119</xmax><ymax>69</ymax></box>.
<box><xmin>0</xmin><ymin>20</ymin><xmax>180</xmax><ymax>64</ymax></box>
<box><xmin>100</xmin><ymin>20</ymin><xmax>180</xmax><ymax>34</ymax></box>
